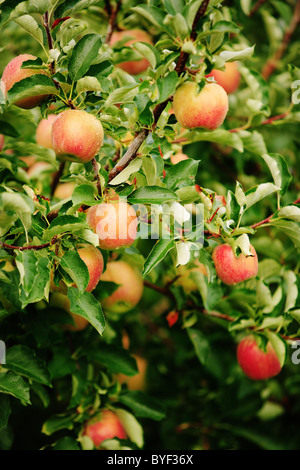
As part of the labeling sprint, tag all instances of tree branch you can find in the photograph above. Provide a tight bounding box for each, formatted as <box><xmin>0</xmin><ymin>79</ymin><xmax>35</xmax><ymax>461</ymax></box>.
<box><xmin>249</xmin><ymin>0</ymin><xmax>269</xmax><ymax>17</ymax></box>
<box><xmin>0</xmin><ymin>237</ymin><xmax>58</xmax><ymax>251</ymax></box>
<box><xmin>50</xmin><ymin>161</ymin><xmax>65</xmax><ymax>198</ymax></box>
<box><xmin>107</xmin><ymin>0</ymin><xmax>210</xmax><ymax>183</ymax></box>
<box><xmin>105</xmin><ymin>0</ymin><xmax>122</xmax><ymax>44</ymax></box>
<box><xmin>43</xmin><ymin>11</ymin><xmax>55</xmax><ymax>74</ymax></box>
<box><xmin>92</xmin><ymin>157</ymin><xmax>102</xmax><ymax>195</ymax></box>
<box><xmin>251</xmin><ymin>197</ymin><xmax>300</xmax><ymax>229</ymax></box>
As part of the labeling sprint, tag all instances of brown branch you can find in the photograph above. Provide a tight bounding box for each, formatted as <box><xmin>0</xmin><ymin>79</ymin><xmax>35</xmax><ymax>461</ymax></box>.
<box><xmin>229</xmin><ymin>107</ymin><xmax>292</xmax><ymax>133</ymax></box>
<box><xmin>50</xmin><ymin>161</ymin><xmax>65</xmax><ymax>197</ymax></box>
<box><xmin>107</xmin><ymin>0</ymin><xmax>211</xmax><ymax>183</ymax></box>
<box><xmin>262</xmin><ymin>0</ymin><xmax>300</xmax><ymax>79</ymax></box>
<box><xmin>251</xmin><ymin>197</ymin><xmax>300</xmax><ymax>229</ymax></box>
<box><xmin>249</xmin><ymin>0</ymin><xmax>269</xmax><ymax>17</ymax></box>
<box><xmin>92</xmin><ymin>157</ymin><xmax>102</xmax><ymax>195</ymax></box>
<box><xmin>0</xmin><ymin>236</ymin><xmax>58</xmax><ymax>251</ymax></box>
<box><xmin>144</xmin><ymin>280</ymin><xmax>176</xmax><ymax>302</ymax></box>
<box><xmin>105</xmin><ymin>0</ymin><xmax>122</xmax><ymax>44</ymax></box>
<box><xmin>43</xmin><ymin>12</ymin><xmax>55</xmax><ymax>74</ymax></box>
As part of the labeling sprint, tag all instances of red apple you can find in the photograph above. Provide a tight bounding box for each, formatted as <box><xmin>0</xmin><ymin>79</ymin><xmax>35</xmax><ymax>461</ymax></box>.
<box><xmin>173</xmin><ymin>81</ymin><xmax>229</xmax><ymax>130</ymax></box>
<box><xmin>110</xmin><ymin>29</ymin><xmax>153</xmax><ymax>75</ymax></box>
<box><xmin>36</xmin><ymin>114</ymin><xmax>58</xmax><ymax>149</ymax></box>
<box><xmin>51</xmin><ymin>109</ymin><xmax>104</xmax><ymax>163</ymax></box>
<box><xmin>83</xmin><ymin>409</ymin><xmax>127</xmax><ymax>448</ymax></box>
<box><xmin>237</xmin><ymin>336</ymin><xmax>282</xmax><ymax>380</ymax></box>
<box><xmin>206</xmin><ymin>62</ymin><xmax>241</xmax><ymax>94</ymax></box>
<box><xmin>1</xmin><ymin>54</ymin><xmax>48</xmax><ymax>109</ymax></box>
<box><xmin>86</xmin><ymin>200</ymin><xmax>138</xmax><ymax>250</ymax></box>
<box><xmin>212</xmin><ymin>243</ymin><xmax>258</xmax><ymax>285</ymax></box>
<box><xmin>0</xmin><ymin>134</ymin><xmax>4</xmax><ymax>151</ymax></box>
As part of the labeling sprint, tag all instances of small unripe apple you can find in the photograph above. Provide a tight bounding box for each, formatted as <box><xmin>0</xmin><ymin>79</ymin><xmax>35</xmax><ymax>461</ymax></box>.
<box><xmin>0</xmin><ymin>135</ymin><xmax>4</xmax><ymax>151</ymax></box>
<box><xmin>50</xmin><ymin>292</ymin><xmax>89</xmax><ymax>331</ymax></box>
<box><xmin>173</xmin><ymin>82</ymin><xmax>229</xmax><ymax>130</ymax></box>
<box><xmin>86</xmin><ymin>200</ymin><xmax>138</xmax><ymax>250</ymax></box>
<box><xmin>206</xmin><ymin>62</ymin><xmax>241</xmax><ymax>94</ymax></box>
<box><xmin>36</xmin><ymin>114</ymin><xmax>58</xmax><ymax>149</ymax></box>
<box><xmin>83</xmin><ymin>410</ymin><xmax>127</xmax><ymax>448</ymax></box>
<box><xmin>237</xmin><ymin>336</ymin><xmax>282</xmax><ymax>380</ymax></box>
<box><xmin>110</xmin><ymin>29</ymin><xmax>153</xmax><ymax>75</ymax></box>
<box><xmin>1</xmin><ymin>54</ymin><xmax>48</xmax><ymax>109</ymax></box>
<box><xmin>212</xmin><ymin>243</ymin><xmax>258</xmax><ymax>285</ymax></box>
<box><xmin>100</xmin><ymin>260</ymin><xmax>144</xmax><ymax>314</ymax></box>
<box><xmin>51</xmin><ymin>109</ymin><xmax>104</xmax><ymax>163</ymax></box>
<box><xmin>170</xmin><ymin>152</ymin><xmax>189</xmax><ymax>165</ymax></box>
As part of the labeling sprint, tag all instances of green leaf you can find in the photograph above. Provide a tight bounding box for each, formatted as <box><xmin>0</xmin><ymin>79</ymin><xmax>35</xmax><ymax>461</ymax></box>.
<box><xmin>268</xmin><ymin>219</ymin><xmax>300</xmax><ymax>249</ymax></box>
<box><xmin>114</xmin><ymin>408</ymin><xmax>143</xmax><ymax>448</ymax></box>
<box><xmin>143</xmin><ymin>239</ymin><xmax>175</xmax><ymax>277</ymax></box>
<box><xmin>184</xmin><ymin>129</ymin><xmax>243</xmax><ymax>153</ymax></box>
<box><xmin>278</xmin><ymin>205</ymin><xmax>300</xmax><ymax>222</ymax></box>
<box><xmin>220</xmin><ymin>46</ymin><xmax>255</xmax><ymax>61</ymax></box>
<box><xmin>264</xmin><ymin>331</ymin><xmax>287</xmax><ymax>368</ymax></box>
<box><xmin>60</xmin><ymin>250</ymin><xmax>89</xmax><ymax>293</ymax></box>
<box><xmin>187</xmin><ymin>328</ymin><xmax>210</xmax><ymax>365</ymax></box>
<box><xmin>156</xmin><ymin>71</ymin><xmax>178</xmax><ymax>104</ymax></box>
<box><xmin>262</xmin><ymin>154</ymin><xmax>293</xmax><ymax>195</ymax></box>
<box><xmin>0</xmin><ymin>0</ymin><xmax>51</xmax><ymax>26</ymax></box>
<box><xmin>118</xmin><ymin>391</ymin><xmax>166</xmax><ymax>420</ymax></box>
<box><xmin>7</xmin><ymin>74</ymin><xmax>58</xmax><ymax>106</ymax></box>
<box><xmin>104</xmin><ymin>84</ymin><xmax>139</xmax><ymax>108</ymax></box>
<box><xmin>109</xmin><ymin>159</ymin><xmax>142</xmax><ymax>186</ymax></box>
<box><xmin>68</xmin><ymin>34</ymin><xmax>103</xmax><ymax>82</ymax></box>
<box><xmin>0</xmin><ymin>372</ymin><xmax>30</xmax><ymax>404</ymax></box>
<box><xmin>71</xmin><ymin>184</ymin><xmax>97</xmax><ymax>206</ymax></box>
<box><xmin>58</xmin><ymin>18</ymin><xmax>88</xmax><ymax>48</ymax></box>
<box><xmin>86</xmin><ymin>344</ymin><xmax>138</xmax><ymax>375</ymax></box>
<box><xmin>132</xmin><ymin>42</ymin><xmax>161</xmax><ymax>69</ymax></box>
<box><xmin>42</xmin><ymin>414</ymin><xmax>75</xmax><ymax>436</ymax></box>
<box><xmin>245</xmin><ymin>183</ymin><xmax>280</xmax><ymax>209</ymax></box>
<box><xmin>131</xmin><ymin>6</ymin><xmax>167</xmax><ymax>31</ymax></box>
<box><xmin>16</xmin><ymin>251</ymin><xmax>50</xmax><ymax>306</ymax></box>
<box><xmin>128</xmin><ymin>186</ymin><xmax>178</xmax><ymax>204</ymax></box>
<box><xmin>0</xmin><ymin>396</ymin><xmax>11</xmax><ymax>432</ymax></box>
<box><xmin>240</xmin><ymin>131</ymin><xmax>267</xmax><ymax>156</ymax></box>
<box><xmin>14</xmin><ymin>14</ymin><xmax>44</xmax><ymax>44</ymax></box>
<box><xmin>52</xmin><ymin>436</ymin><xmax>80</xmax><ymax>450</ymax></box>
<box><xmin>164</xmin><ymin>159</ymin><xmax>199</xmax><ymax>189</ymax></box>
<box><xmin>43</xmin><ymin>215</ymin><xmax>88</xmax><ymax>241</ymax></box>
<box><xmin>54</xmin><ymin>0</ymin><xmax>100</xmax><ymax>18</ymax></box>
<box><xmin>5</xmin><ymin>345</ymin><xmax>51</xmax><ymax>386</ymax></box>
<box><xmin>68</xmin><ymin>287</ymin><xmax>105</xmax><ymax>335</ymax></box>
<box><xmin>76</xmin><ymin>76</ymin><xmax>101</xmax><ymax>94</ymax></box>
<box><xmin>0</xmin><ymin>121</ymin><xmax>19</xmax><ymax>138</ymax></box>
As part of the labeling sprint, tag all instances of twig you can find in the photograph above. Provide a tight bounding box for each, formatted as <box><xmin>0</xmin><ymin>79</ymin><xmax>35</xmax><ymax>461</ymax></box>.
<box><xmin>144</xmin><ymin>280</ymin><xmax>176</xmax><ymax>302</ymax></box>
<box><xmin>43</xmin><ymin>12</ymin><xmax>55</xmax><ymax>74</ymax></box>
<box><xmin>50</xmin><ymin>161</ymin><xmax>65</xmax><ymax>197</ymax></box>
<box><xmin>0</xmin><ymin>237</ymin><xmax>58</xmax><ymax>251</ymax></box>
<box><xmin>105</xmin><ymin>0</ymin><xmax>122</xmax><ymax>44</ymax></box>
<box><xmin>251</xmin><ymin>197</ymin><xmax>300</xmax><ymax>229</ymax></box>
<box><xmin>107</xmin><ymin>0</ymin><xmax>211</xmax><ymax>183</ymax></box>
<box><xmin>262</xmin><ymin>0</ymin><xmax>300</xmax><ymax>79</ymax></box>
<box><xmin>92</xmin><ymin>157</ymin><xmax>102</xmax><ymax>195</ymax></box>
<box><xmin>249</xmin><ymin>0</ymin><xmax>269</xmax><ymax>17</ymax></box>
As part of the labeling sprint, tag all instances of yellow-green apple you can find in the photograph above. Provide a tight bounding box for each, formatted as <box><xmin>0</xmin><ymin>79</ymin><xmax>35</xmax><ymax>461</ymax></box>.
<box><xmin>0</xmin><ymin>135</ymin><xmax>4</xmax><ymax>151</ymax></box>
<box><xmin>1</xmin><ymin>54</ymin><xmax>48</xmax><ymax>109</ymax></box>
<box><xmin>206</xmin><ymin>62</ymin><xmax>241</xmax><ymax>94</ymax></box>
<box><xmin>170</xmin><ymin>152</ymin><xmax>189</xmax><ymax>165</ymax></box>
<box><xmin>36</xmin><ymin>114</ymin><xmax>58</xmax><ymax>149</ymax></box>
<box><xmin>173</xmin><ymin>82</ymin><xmax>229</xmax><ymax>130</ymax></box>
<box><xmin>110</xmin><ymin>29</ymin><xmax>153</xmax><ymax>75</ymax></box>
<box><xmin>212</xmin><ymin>243</ymin><xmax>258</xmax><ymax>285</ymax></box>
<box><xmin>53</xmin><ymin>182</ymin><xmax>76</xmax><ymax>200</ymax></box>
<box><xmin>50</xmin><ymin>292</ymin><xmax>89</xmax><ymax>331</ymax></box>
<box><xmin>86</xmin><ymin>200</ymin><xmax>138</xmax><ymax>250</ymax></box>
<box><xmin>237</xmin><ymin>336</ymin><xmax>282</xmax><ymax>380</ymax></box>
<box><xmin>100</xmin><ymin>260</ymin><xmax>143</xmax><ymax>313</ymax></box>
<box><xmin>51</xmin><ymin>109</ymin><xmax>104</xmax><ymax>163</ymax></box>
<box><xmin>83</xmin><ymin>410</ymin><xmax>127</xmax><ymax>448</ymax></box>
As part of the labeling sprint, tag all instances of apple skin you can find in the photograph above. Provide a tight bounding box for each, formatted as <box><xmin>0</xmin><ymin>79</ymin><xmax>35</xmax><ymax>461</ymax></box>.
<box><xmin>206</xmin><ymin>62</ymin><xmax>241</xmax><ymax>94</ymax></box>
<box><xmin>110</xmin><ymin>29</ymin><xmax>152</xmax><ymax>75</ymax></box>
<box><xmin>170</xmin><ymin>152</ymin><xmax>189</xmax><ymax>165</ymax></box>
<box><xmin>86</xmin><ymin>200</ymin><xmax>138</xmax><ymax>250</ymax></box>
<box><xmin>0</xmin><ymin>135</ymin><xmax>4</xmax><ymax>151</ymax></box>
<box><xmin>212</xmin><ymin>243</ymin><xmax>258</xmax><ymax>285</ymax></box>
<box><xmin>50</xmin><ymin>293</ymin><xmax>89</xmax><ymax>331</ymax></box>
<box><xmin>76</xmin><ymin>244</ymin><xmax>104</xmax><ymax>292</ymax></box>
<box><xmin>100</xmin><ymin>260</ymin><xmax>144</xmax><ymax>314</ymax></box>
<box><xmin>173</xmin><ymin>82</ymin><xmax>229</xmax><ymax>130</ymax></box>
<box><xmin>36</xmin><ymin>114</ymin><xmax>58</xmax><ymax>149</ymax></box>
<box><xmin>83</xmin><ymin>410</ymin><xmax>127</xmax><ymax>448</ymax></box>
<box><xmin>1</xmin><ymin>54</ymin><xmax>48</xmax><ymax>109</ymax></box>
<box><xmin>51</xmin><ymin>109</ymin><xmax>104</xmax><ymax>163</ymax></box>
<box><xmin>237</xmin><ymin>336</ymin><xmax>282</xmax><ymax>380</ymax></box>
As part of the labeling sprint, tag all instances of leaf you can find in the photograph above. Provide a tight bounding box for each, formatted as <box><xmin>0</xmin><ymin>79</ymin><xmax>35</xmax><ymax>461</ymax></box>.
<box><xmin>16</xmin><ymin>251</ymin><xmax>50</xmax><ymax>306</ymax></box>
<box><xmin>52</xmin><ymin>437</ymin><xmax>80</xmax><ymax>450</ymax></box>
<box><xmin>114</xmin><ymin>408</ymin><xmax>144</xmax><ymax>448</ymax></box>
<box><xmin>132</xmin><ymin>42</ymin><xmax>161</xmax><ymax>69</ymax></box>
<box><xmin>68</xmin><ymin>34</ymin><xmax>103</xmax><ymax>82</ymax></box>
<box><xmin>76</xmin><ymin>76</ymin><xmax>101</xmax><ymax>93</ymax></box>
<box><xmin>187</xmin><ymin>328</ymin><xmax>210</xmax><ymax>365</ymax></box>
<box><xmin>0</xmin><ymin>372</ymin><xmax>30</xmax><ymax>404</ymax></box>
<box><xmin>43</xmin><ymin>215</ymin><xmax>88</xmax><ymax>241</ymax></box>
<box><xmin>268</xmin><ymin>219</ymin><xmax>300</xmax><ymax>249</ymax></box>
<box><xmin>264</xmin><ymin>331</ymin><xmax>287</xmax><ymax>368</ymax></box>
<box><xmin>71</xmin><ymin>184</ymin><xmax>97</xmax><ymax>206</ymax></box>
<box><xmin>0</xmin><ymin>396</ymin><xmax>11</xmax><ymax>432</ymax></box>
<box><xmin>0</xmin><ymin>121</ymin><xmax>19</xmax><ymax>137</ymax></box>
<box><xmin>42</xmin><ymin>414</ymin><xmax>75</xmax><ymax>435</ymax></box>
<box><xmin>68</xmin><ymin>287</ymin><xmax>105</xmax><ymax>335</ymax></box>
<box><xmin>220</xmin><ymin>46</ymin><xmax>255</xmax><ymax>61</ymax></box>
<box><xmin>284</xmin><ymin>270</ymin><xmax>298</xmax><ymax>312</ymax></box>
<box><xmin>185</xmin><ymin>129</ymin><xmax>243</xmax><ymax>153</ymax></box>
<box><xmin>118</xmin><ymin>391</ymin><xmax>166</xmax><ymax>420</ymax></box>
<box><xmin>164</xmin><ymin>159</ymin><xmax>199</xmax><ymax>189</ymax></box>
<box><xmin>156</xmin><ymin>71</ymin><xmax>178</xmax><ymax>104</ymax></box>
<box><xmin>104</xmin><ymin>84</ymin><xmax>139</xmax><ymax>108</ymax></box>
<box><xmin>60</xmin><ymin>251</ymin><xmax>90</xmax><ymax>293</ymax></box>
<box><xmin>143</xmin><ymin>239</ymin><xmax>175</xmax><ymax>277</ymax></box>
<box><xmin>5</xmin><ymin>345</ymin><xmax>51</xmax><ymax>386</ymax></box>
<box><xmin>278</xmin><ymin>205</ymin><xmax>300</xmax><ymax>222</ymax></box>
<box><xmin>7</xmin><ymin>75</ymin><xmax>58</xmax><ymax>106</ymax></box>
<box><xmin>131</xmin><ymin>6</ymin><xmax>167</xmax><ymax>31</ymax></box>
<box><xmin>54</xmin><ymin>0</ymin><xmax>100</xmax><ymax>19</ymax></box>
<box><xmin>0</xmin><ymin>0</ymin><xmax>51</xmax><ymax>26</ymax></box>
<box><xmin>87</xmin><ymin>344</ymin><xmax>138</xmax><ymax>376</ymax></box>
<box><xmin>128</xmin><ymin>186</ymin><xmax>178</xmax><ymax>204</ymax></box>
<box><xmin>245</xmin><ymin>183</ymin><xmax>280</xmax><ymax>209</ymax></box>
<box><xmin>240</xmin><ymin>131</ymin><xmax>267</xmax><ymax>156</ymax></box>
<box><xmin>109</xmin><ymin>159</ymin><xmax>142</xmax><ymax>186</ymax></box>
<box><xmin>14</xmin><ymin>14</ymin><xmax>44</xmax><ymax>44</ymax></box>
<box><xmin>262</xmin><ymin>154</ymin><xmax>292</xmax><ymax>195</ymax></box>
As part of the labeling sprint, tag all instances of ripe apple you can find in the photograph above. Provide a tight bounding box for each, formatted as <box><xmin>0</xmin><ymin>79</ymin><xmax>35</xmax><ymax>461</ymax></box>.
<box><xmin>117</xmin><ymin>354</ymin><xmax>148</xmax><ymax>391</ymax></box>
<box><xmin>83</xmin><ymin>409</ymin><xmax>127</xmax><ymax>448</ymax></box>
<box><xmin>50</xmin><ymin>292</ymin><xmax>89</xmax><ymax>331</ymax></box>
<box><xmin>212</xmin><ymin>243</ymin><xmax>258</xmax><ymax>285</ymax></box>
<box><xmin>0</xmin><ymin>134</ymin><xmax>4</xmax><ymax>151</ymax></box>
<box><xmin>110</xmin><ymin>29</ymin><xmax>153</xmax><ymax>75</ymax></box>
<box><xmin>36</xmin><ymin>114</ymin><xmax>58</xmax><ymax>149</ymax></box>
<box><xmin>51</xmin><ymin>109</ymin><xmax>104</xmax><ymax>163</ymax></box>
<box><xmin>1</xmin><ymin>54</ymin><xmax>48</xmax><ymax>109</ymax></box>
<box><xmin>170</xmin><ymin>152</ymin><xmax>189</xmax><ymax>165</ymax></box>
<box><xmin>206</xmin><ymin>62</ymin><xmax>241</xmax><ymax>94</ymax></box>
<box><xmin>173</xmin><ymin>81</ymin><xmax>229</xmax><ymax>130</ymax></box>
<box><xmin>86</xmin><ymin>200</ymin><xmax>138</xmax><ymax>250</ymax></box>
<box><xmin>237</xmin><ymin>336</ymin><xmax>282</xmax><ymax>380</ymax></box>
<box><xmin>100</xmin><ymin>260</ymin><xmax>144</xmax><ymax>314</ymax></box>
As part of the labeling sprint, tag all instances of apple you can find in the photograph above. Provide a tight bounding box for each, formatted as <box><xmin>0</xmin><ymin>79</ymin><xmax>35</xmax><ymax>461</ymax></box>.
<box><xmin>1</xmin><ymin>54</ymin><xmax>48</xmax><ymax>109</ymax></box>
<box><xmin>36</xmin><ymin>114</ymin><xmax>58</xmax><ymax>149</ymax></box>
<box><xmin>206</xmin><ymin>62</ymin><xmax>241</xmax><ymax>94</ymax></box>
<box><xmin>100</xmin><ymin>260</ymin><xmax>144</xmax><ymax>313</ymax></box>
<box><xmin>117</xmin><ymin>354</ymin><xmax>148</xmax><ymax>391</ymax></box>
<box><xmin>166</xmin><ymin>260</ymin><xmax>207</xmax><ymax>294</ymax></box>
<box><xmin>27</xmin><ymin>161</ymin><xmax>53</xmax><ymax>178</ymax></box>
<box><xmin>53</xmin><ymin>182</ymin><xmax>76</xmax><ymax>200</ymax></box>
<box><xmin>19</xmin><ymin>156</ymin><xmax>37</xmax><ymax>169</ymax></box>
<box><xmin>51</xmin><ymin>109</ymin><xmax>104</xmax><ymax>163</ymax></box>
<box><xmin>0</xmin><ymin>134</ymin><xmax>4</xmax><ymax>151</ymax></box>
<box><xmin>212</xmin><ymin>243</ymin><xmax>258</xmax><ymax>285</ymax></box>
<box><xmin>170</xmin><ymin>152</ymin><xmax>189</xmax><ymax>165</ymax></box>
<box><xmin>110</xmin><ymin>29</ymin><xmax>153</xmax><ymax>75</ymax></box>
<box><xmin>173</xmin><ymin>81</ymin><xmax>229</xmax><ymax>130</ymax></box>
<box><xmin>237</xmin><ymin>336</ymin><xmax>282</xmax><ymax>380</ymax></box>
<box><xmin>86</xmin><ymin>200</ymin><xmax>138</xmax><ymax>250</ymax></box>
<box><xmin>83</xmin><ymin>409</ymin><xmax>127</xmax><ymax>448</ymax></box>
<box><xmin>50</xmin><ymin>293</ymin><xmax>89</xmax><ymax>331</ymax></box>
